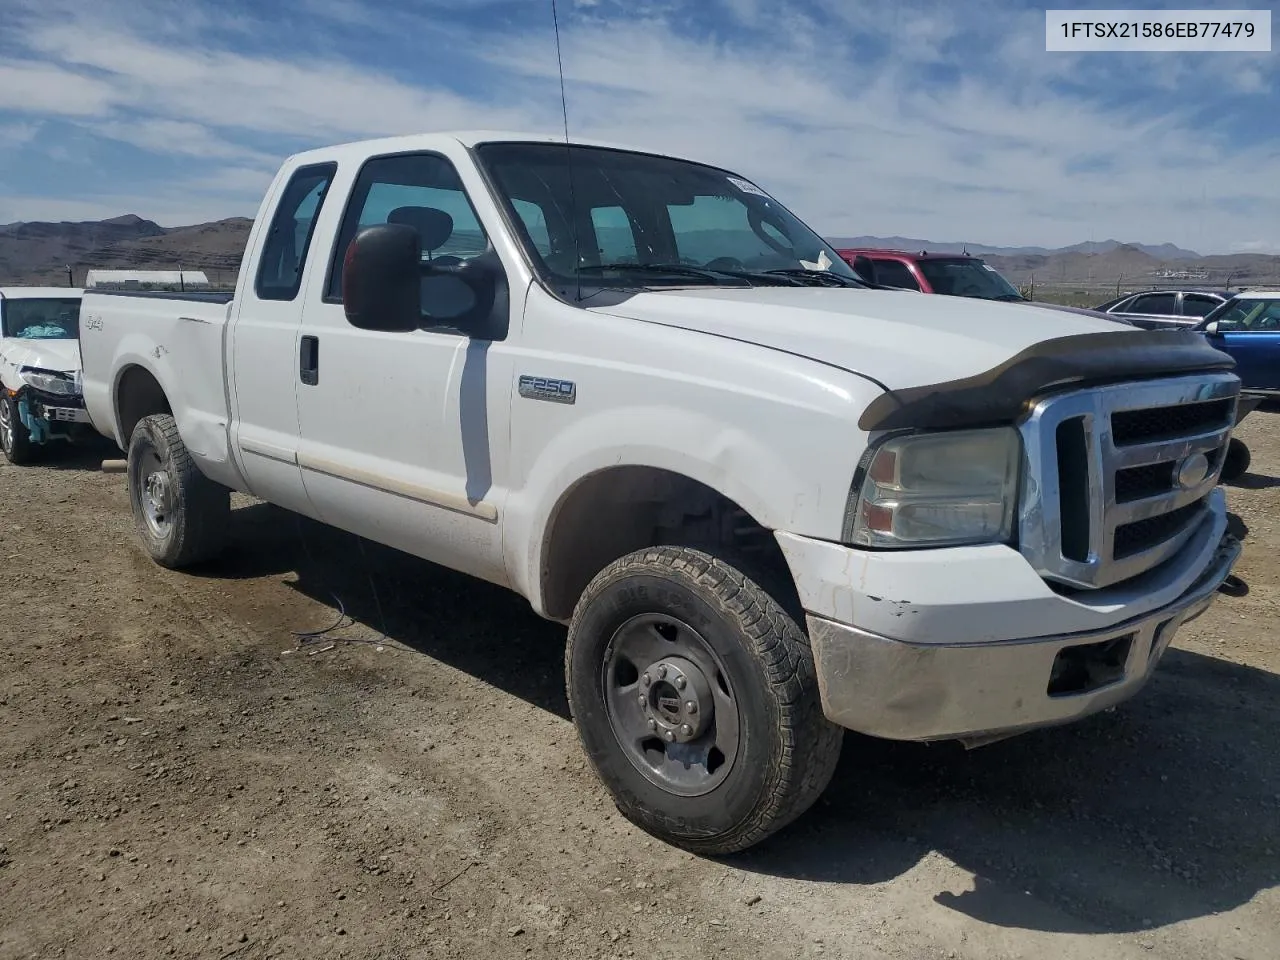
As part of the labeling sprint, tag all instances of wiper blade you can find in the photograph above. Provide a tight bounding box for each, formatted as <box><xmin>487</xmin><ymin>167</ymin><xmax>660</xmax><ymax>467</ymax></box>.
<box><xmin>575</xmin><ymin>262</ymin><xmax>746</xmax><ymax>284</ymax></box>
<box><xmin>994</xmin><ymin>293</ymin><xmax>1028</xmax><ymax>302</ymax></box>
<box><xmin>761</xmin><ymin>268</ymin><xmax>867</xmax><ymax>288</ymax></box>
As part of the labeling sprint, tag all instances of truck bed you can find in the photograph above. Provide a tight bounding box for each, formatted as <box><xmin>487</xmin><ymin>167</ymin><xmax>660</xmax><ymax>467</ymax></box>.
<box><xmin>78</xmin><ymin>290</ymin><xmax>234</xmax><ymax>477</ymax></box>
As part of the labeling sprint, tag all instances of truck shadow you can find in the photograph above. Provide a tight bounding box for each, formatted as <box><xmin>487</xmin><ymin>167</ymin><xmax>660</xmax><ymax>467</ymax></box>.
<box><xmin>197</xmin><ymin>499</ymin><xmax>1278</xmax><ymax>937</ymax></box>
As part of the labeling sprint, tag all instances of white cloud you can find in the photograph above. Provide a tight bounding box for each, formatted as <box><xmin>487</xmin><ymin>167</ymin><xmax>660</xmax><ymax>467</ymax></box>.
<box><xmin>0</xmin><ymin>0</ymin><xmax>1276</xmax><ymax>252</ymax></box>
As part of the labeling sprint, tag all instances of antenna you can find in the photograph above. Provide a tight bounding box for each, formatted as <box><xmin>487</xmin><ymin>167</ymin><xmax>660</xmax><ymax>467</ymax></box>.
<box><xmin>550</xmin><ymin>0</ymin><xmax>582</xmax><ymax>302</ymax></box>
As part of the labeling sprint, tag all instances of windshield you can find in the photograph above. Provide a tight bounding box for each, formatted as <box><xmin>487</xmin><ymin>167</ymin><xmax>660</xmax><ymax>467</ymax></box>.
<box><xmin>0</xmin><ymin>298</ymin><xmax>81</xmax><ymax>339</ymax></box>
<box><xmin>917</xmin><ymin>259</ymin><xmax>1022</xmax><ymax>300</ymax></box>
<box><xmin>475</xmin><ymin>142</ymin><xmax>862</xmax><ymax>293</ymax></box>
<box><xmin>1205</xmin><ymin>297</ymin><xmax>1280</xmax><ymax>331</ymax></box>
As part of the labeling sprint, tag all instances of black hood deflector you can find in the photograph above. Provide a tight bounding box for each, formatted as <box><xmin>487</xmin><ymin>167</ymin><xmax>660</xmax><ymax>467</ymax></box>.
<box><xmin>858</xmin><ymin>329</ymin><xmax>1237</xmax><ymax>432</ymax></box>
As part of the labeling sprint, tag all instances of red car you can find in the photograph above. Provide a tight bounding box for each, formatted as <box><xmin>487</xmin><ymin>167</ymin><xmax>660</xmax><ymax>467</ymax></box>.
<box><xmin>836</xmin><ymin>246</ymin><xmax>1122</xmax><ymax>322</ymax></box>
<box><xmin>835</xmin><ymin>247</ymin><xmax>1028</xmax><ymax>300</ymax></box>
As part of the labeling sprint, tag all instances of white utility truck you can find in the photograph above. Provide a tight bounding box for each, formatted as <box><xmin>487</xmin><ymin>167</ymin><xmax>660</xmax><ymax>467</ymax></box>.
<box><xmin>78</xmin><ymin>133</ymin><xmax>1243</xmax><ymax>854</ymax></box>
<box><xmin>0</xmin><ymin>286</ymin><xmax>90</xmax><ymax>464</ymax></box>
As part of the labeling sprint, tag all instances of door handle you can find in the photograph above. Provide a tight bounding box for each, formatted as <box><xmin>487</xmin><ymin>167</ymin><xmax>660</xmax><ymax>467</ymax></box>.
<box><xmin>300</xmin><ymin>335</ymin><xmax>319</xmax><ymax>386</ymax></box>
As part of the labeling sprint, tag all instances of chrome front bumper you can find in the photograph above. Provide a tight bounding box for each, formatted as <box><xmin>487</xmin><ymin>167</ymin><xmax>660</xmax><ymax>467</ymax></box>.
<box><xmin>807</xmin><ymin>531</ymin><xmax>1242</xmax><ymax>744</ymax></box>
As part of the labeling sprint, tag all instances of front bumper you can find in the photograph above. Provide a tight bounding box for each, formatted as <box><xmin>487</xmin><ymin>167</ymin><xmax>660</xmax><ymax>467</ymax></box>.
<box><xmin>793</xmin><ymin>514</ymin><xmax>1242</xmax><ymax>743</ymax></box>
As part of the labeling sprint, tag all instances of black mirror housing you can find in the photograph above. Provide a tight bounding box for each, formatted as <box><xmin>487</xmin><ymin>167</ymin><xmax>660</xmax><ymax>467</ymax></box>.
<box><xmin>342</xmin><ymin>224</ymin><xmax>422</xmax><ymax>332</ymax></box>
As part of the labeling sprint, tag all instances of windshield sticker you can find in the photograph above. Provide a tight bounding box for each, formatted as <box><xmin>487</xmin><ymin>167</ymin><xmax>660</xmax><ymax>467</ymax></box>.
<box><xmin>798</xmin><ymin>249</ymin><xmax>833</xmax><ymax>273</ymax></box>
<box><xmin>728</xmin><ymin>176</ymin><xmax>770</xmax><ymax>198</ymax></box>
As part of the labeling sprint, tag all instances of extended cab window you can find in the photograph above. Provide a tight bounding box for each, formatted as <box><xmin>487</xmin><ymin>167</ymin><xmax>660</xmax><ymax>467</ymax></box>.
<box><xmin>328</xmin><ymin>152</ymin><xmax>490</xmax><ymax>326</ymax></box>
<box><xmin>255</xmin><ymin>163</ymin><xmax>337</xmax><ymax>301</ymax></box>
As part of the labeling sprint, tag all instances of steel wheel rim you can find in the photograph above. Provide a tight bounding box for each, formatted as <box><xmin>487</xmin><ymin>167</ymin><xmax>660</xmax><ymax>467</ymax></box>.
<box><xmin>0</xmin><ymin>401</ymin><xmax>11</xmax><ymax>452</ymax></box>
<box><xmin>602</xmin><ymin>613</ymin><xmax>741</xmax><ymax>797</ymax></box>
<box><xmin>138</xmin><ymin>449</ymin><xmax>173</xmax><ymax>540</ymax></box>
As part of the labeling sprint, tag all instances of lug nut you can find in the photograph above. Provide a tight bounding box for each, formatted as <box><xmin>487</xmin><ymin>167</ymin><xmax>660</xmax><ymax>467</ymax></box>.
<box><xmin>642</xmin><ymin>673</ymin><xmax>652</xmax><ymax>687</ymax></box>
<box><xmin>657</xmin><ymin>665</ymin><xmax>668</xmax><ymax>679</ymax></box>
<box><xmin>664</xmin><ymin>730</ymin><xmax>676</xmax><ymax>742</ymax></box>
<box><xmin>674</xmin><ymin>675</ymin><xmax>686</xmax><ymax>690</ymax></box>
<box><xmin>686</xmin><ymin>701</ymin><xmax>697</xmax><ymax>713</ymax></box>
<box><xmin>637</xmin><ymin>694</ymin><xmax>646</xmax><ymax>706</ymax></box>
<box><xmin>680</xmin><ymin>724</ymin><xmax>693</xmax><ymax>737</ymax></box>
<box><xmin>647</xmin><ymin>718</ymin><xmax>657</xmax><ymax>731</ymax></box>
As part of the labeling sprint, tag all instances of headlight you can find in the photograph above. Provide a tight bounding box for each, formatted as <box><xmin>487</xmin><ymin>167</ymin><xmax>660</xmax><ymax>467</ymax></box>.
<box><xmin>846</xmin><ymin>427</ymin><xmax>1021</xmax><ymax>549</ymax></box>
<box><xmin>19</xmin><ymin>368</ymin><xmax>79</xmax><ymax>397</ymax></box>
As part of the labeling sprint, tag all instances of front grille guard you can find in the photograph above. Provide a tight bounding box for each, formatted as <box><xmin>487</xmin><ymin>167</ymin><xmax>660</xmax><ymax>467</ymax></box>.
<box><xmin>1018</xmin><ymin>373</ymin><xmax>1240</xmax><ymax>590</ymax></box>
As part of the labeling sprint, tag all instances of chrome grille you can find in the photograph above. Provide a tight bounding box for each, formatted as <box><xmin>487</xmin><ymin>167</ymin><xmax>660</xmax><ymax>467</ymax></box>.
<box><xmin>1018</xmin><ymin>373</ymin><xmax>1239</xmax><ymax>589</ymax></box>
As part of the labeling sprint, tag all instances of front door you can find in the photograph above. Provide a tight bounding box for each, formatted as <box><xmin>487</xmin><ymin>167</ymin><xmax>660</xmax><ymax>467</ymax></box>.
<box><xmin>292</xmin><ymin>150</ymin><xmax>515</xmax><ymax>587</ymax></box>
<box><xmin>1206</xmin><ymin>299</ymin><xmax>1280</xmax><ymax>391</ymax></box>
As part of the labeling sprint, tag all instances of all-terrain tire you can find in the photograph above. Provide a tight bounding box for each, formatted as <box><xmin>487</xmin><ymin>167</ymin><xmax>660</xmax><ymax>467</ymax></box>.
<box><xmin>0</xmin><ymin>395</ymin><xmax>38</xmax><ymax>465</ymax></box>
<box><xmin>566</xmin><ymin>546</ymin><xmax>843</xmax><ymax>856</ymax></box>
<box><xmin>1220</xmin><ymin>437</ymin><xmax>1251</xmax><ymax>484</ymax></box>
<box><xmin>127</xmin><ymin>413</ymin><xmax>230</xmax><ymax>568</ymax></box>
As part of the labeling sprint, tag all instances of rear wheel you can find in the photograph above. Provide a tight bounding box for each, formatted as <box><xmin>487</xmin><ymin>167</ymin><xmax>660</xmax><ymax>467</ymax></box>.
<box><xmin>126</xmin><ymin>414</ymin><xmax>230</xmax><ymax>568</ymax></box>
<box><xmin>566</xmin><ymin>546</ymin><xmax>842</xmax><ymax>855</ymax></box>
<box><xmin>0</xmin><ymin>395</ymin><xmax>37</xmax><ymax>465</ymax></box>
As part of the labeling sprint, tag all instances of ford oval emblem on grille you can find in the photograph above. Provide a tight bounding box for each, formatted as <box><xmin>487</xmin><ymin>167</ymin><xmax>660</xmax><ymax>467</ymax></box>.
<box><xmin>1175</xmin><ymin>452</ymin><xmax>1210</xmax><ymax>490</ymax></box>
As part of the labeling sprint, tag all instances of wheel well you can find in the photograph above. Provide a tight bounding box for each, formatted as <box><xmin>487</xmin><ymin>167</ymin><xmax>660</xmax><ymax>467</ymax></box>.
<box><xmin>115</xmin><ymin>366</ymin><xmax>171</xmax><ymax>447</ymax></box>
<box><xmin>540</xmin><ymin>467</ymin><xmax>799</xmax><ymax>621</ymax></box>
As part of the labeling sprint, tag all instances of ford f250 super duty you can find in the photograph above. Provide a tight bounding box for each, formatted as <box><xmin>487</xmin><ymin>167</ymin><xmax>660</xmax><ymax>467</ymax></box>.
<box><xmin>78</xmin><ymin>132</ymin><xmax>1244</xmax><ymax>855</ymax></box>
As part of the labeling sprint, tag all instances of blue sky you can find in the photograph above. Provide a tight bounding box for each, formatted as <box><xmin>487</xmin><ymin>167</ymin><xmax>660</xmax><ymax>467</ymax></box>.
<box><xmin>0</xmin><ymin>0</ymin><xmax>1276</xmax><ymax>253</ymax></box>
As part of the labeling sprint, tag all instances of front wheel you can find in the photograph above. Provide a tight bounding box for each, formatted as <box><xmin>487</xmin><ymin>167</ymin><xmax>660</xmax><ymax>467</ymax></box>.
<box><xmin>1220</xmin><ymin>437</ymin><xmax>1251</xmax><ymax>484</ymax></box>
<box><xmin>0</xmin><ymin>395</ymin><xmax>37</xmax><ymax>465</ymax></box>
<box><xmin>566</xmin><ymin>546</ymin><xmax>843</xmax><ymax>855</ymax></box>
<box><xmin>126</xmin><ymin>413</ymin><xmax>230</xmax><ymax>568</ymax></box>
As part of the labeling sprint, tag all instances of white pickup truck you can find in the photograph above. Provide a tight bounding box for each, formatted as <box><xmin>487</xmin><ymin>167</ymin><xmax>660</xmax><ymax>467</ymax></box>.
<box><xmin>0</xmin><ymin>286</ymin><xmax>90</xmax><ymax>464</ymax></box>
<box><xmin>78</xmin><ymin>132</ymin><xmax>1243</xmax><ymax>854</ymax></box>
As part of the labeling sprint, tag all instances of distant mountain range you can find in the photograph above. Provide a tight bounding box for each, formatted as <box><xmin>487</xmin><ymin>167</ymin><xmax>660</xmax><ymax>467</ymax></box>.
<box><xmin>827</xmin><ymin>236</ymin><xmax>1204</xmax><ymax>260</ymax></box>
<box><xmin>2</xmin><ymin>215</ymin><xmax>1277</xmax><ymax>292</ymax></box>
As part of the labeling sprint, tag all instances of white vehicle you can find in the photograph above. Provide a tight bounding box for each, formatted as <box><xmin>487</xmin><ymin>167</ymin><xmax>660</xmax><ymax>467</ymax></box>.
<box><xmin>78</xmin><ymin>133</ymin><xmax>1243</xmax><ymax>854</ymax></box>
<box><xmin>0</xmin><ymin>286</ymin><xmax>91</xmax><ymax>464</ymax></box>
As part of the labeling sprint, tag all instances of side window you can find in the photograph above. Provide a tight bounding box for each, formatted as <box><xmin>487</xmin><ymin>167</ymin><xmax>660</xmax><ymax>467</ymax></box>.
<box><xmin>512</xmin><ymin>199</ymin><xmax>552</xmax><ymax>257</ymax></box>
<box><xmin>255</xmin><ymin>163</ymin><xmax>337</xmax><ymax>301</ymax></box>
<box><xmin>1128</xmin><ymin>293</ymin><xmax>1177</xmax><ymax>315</ymax></box>
<box><xmin>872</xmin><ymin>259</ymin><xmax>920</xmax><ymax>290</ymax></box>
<box><xmin>590</xmin><ymin>206</ymin><xmax>638</xmax><ymax>263</ymax></box>
<box><xmin>1181</xmin><ymin>294</ymin><xmax>1221</xmax><ymax>317</ymax></box>
<box><xmin>327</xmin><ymin>153</ymin><xmax>490</xmax><ymax>326</ymax></box>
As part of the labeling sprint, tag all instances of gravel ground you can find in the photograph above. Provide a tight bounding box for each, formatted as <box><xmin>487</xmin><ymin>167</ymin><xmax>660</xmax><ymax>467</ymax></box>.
<box><xmin>1</xmin><ymin>417</ymin><xmax>1277</xmax><ymax>960</ymax></box>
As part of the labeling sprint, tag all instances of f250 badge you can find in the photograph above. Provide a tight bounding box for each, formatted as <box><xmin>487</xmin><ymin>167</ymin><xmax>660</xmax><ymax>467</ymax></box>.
<box><xmin>518</xmin><ymin>375</ymin><xmax>576</xmax><ymax>404</ymax></box>
<box><xmin>85</xmin><ymin>314</ymin><xmax>104</xmax><ymax>331</ymax></box>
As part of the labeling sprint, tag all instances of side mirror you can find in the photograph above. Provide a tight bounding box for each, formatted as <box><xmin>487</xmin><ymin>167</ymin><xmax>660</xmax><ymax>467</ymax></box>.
<box><xmin>851</xmin><ymin>255</ymin><xmax>878</xmax><ymax>285</ymax></box>
<box><xmin>420</xmin><ymin>251</ymin><xmax>504</xmax><ymax>340</ymax></box>
<box><xmin>342</xmin><ymin>224</ymin><xmax>422</xmax><ymax>332</ymax></box>
<box><xmin>1202</xmin><ymin>320</ymin><xmax>1220</xmax><ymax>335</ymax></box>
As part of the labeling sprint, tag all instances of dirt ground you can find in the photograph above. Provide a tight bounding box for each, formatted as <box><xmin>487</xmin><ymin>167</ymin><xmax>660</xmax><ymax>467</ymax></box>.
<box><xmin>1</xmin><ymin>417</ymin><xmax>1277</xmax><ymax>960</ymax></box>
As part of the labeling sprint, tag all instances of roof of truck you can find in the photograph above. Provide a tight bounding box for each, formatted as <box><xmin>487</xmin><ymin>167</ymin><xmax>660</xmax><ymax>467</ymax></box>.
<box><xmin>0</xmin><ymin>287</ymin><xmax>84</xmax><ymax>299</ymax></box>
<box><xmin>286</xmin><ymin>130</ymin><xmax>720</xmax><ymax>170</ymax></box>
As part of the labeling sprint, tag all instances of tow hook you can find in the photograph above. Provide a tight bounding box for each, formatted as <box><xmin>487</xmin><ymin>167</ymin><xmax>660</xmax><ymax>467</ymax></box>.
<box><xmin>1218</xmin><ymin>574</ymin><xmax>1248</xmax><ymax>598</ymax></box>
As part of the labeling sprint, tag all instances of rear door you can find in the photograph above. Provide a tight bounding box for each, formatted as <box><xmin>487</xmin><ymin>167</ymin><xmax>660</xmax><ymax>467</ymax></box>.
<box><xmin>228</xmin><ymin>161</ymin><xmax>338</xmax><ymax>517</ymax></box>
<box><xmin>1113</xmin><ymin>292</ymin><xmax>1180</xmax><ymax>329</ymax></box>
